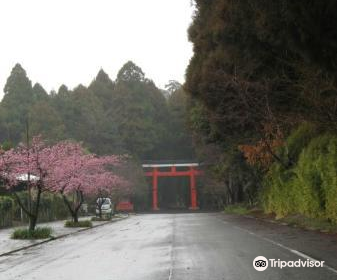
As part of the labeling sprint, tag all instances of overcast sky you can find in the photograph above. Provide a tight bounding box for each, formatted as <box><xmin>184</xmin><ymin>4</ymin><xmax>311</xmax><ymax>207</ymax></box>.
<box><xmin>0</xmin><ymin>0</ymin><xmax>194</xmax><ymax>98</ymax></box>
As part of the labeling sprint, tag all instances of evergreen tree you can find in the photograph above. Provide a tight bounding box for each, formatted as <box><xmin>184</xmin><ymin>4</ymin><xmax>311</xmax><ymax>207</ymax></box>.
<box><xmin>114</xmin><ymin>61</ymin><xmax>169</xmax><ymax>159</ymax></box>
<box><xmin>29</xmin><ymin>100</ymin><xmax>65</xmax><ymax>142</ymax></box>
<box><xmin>1</xmin><ymin>64</ymin><xmax>34</xmax><ymax>143</ymax></box>
<box><xmin>117</xmin><ymin>61</ymin><xmax>145</xmax><ymax>83</ymax></box>
<box><xmin>89</xmin><ymin>69</ymin><xmax>115</xmax><ymax>111</ymax></box>
<box><xmin>166</xmin><ymin>86</ymin><xmax>194</xmax><ymax>159</ymax></box>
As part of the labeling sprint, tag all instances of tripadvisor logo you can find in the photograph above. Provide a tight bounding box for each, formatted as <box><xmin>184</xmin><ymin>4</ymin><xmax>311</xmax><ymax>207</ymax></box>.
<box><xmin>253</xmin><ymin>256</ymin><xmax>325</xmax><ymax>271</ymax></box>
<box><xmin>253</xmin><ymin>256</ymin><xmax>268</xmax><ymax>271</ymax></box>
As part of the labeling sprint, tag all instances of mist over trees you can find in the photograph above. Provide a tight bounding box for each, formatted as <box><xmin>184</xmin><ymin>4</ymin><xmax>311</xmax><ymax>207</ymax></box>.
<box><xmin>0</xmin><ymin>61</ymin><xmax>194</xmax><ymax>161</ymax></box>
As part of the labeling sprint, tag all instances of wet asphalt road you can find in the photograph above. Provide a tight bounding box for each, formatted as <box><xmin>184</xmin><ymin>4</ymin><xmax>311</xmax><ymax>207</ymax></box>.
<box><xmin>0</xmin><ymin>213</ymin><xmax>336</xmax><ymax>280</ymax></box>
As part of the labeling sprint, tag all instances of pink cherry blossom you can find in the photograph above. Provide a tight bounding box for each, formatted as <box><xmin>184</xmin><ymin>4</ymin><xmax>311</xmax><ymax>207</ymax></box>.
<box><xmin>0</xmin><ymin>136</ymin><xmax>129</xmax><ymax>227</ymax></box>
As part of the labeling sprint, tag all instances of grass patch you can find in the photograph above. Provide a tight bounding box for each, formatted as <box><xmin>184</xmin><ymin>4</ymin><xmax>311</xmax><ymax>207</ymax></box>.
<box><xmin>91</xmin><ymin>216</ymin><xmax>112</xmax><ymax>222</ymax></box>
<box><xmin>224</xmin><ymin>204</ymin><xmax>250</xmax><ymax>215</ymax></box>
<box><xmin>64</xmin><ymin>220</ymin><xmax>92</xmax><ymax>228</ymax></box>
<box><xmin>280</xmin><ymin>215</ymin><xmax>337</xmax><ymax>233</ymax></box>
<box><xmin>11</xmin><ymin>227</ymin><xmax>52</xmax><ymax>239</ymax></box>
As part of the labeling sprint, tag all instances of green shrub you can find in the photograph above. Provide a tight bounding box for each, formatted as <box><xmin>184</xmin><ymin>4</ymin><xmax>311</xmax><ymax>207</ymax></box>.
<box><xmin>281</xmin><ymin>215</ymin><xmax>337</xmax><ymax>232</ymax></box>
<box><xmin>0</xmin><ymin>196</ymin><xmax>14</xmax><ymax>228</ymax></box>
<box><xmin>224</xmin><ymin>204</ymin><xmax>250</xmax><ymax>215</ymax></box>
<box><xmin>261</xmin><ymin>163</ymin><xmax>296</xmax><ymax>218</ymax></box>
<box><xmin>262</xmin><ymin>128</ymin><xmax>337</xmax><ymax>223</ymax></box>
<box><xmin>284</xmin><ymin>122</ymin><xmax>319</xmax><ymax>163</ymax></box>
<box><xmin>38</xmin><ymin>193</ymin><xmax>69</xmax><ymax>222</ymax></box>
<box><xmin>293</xmin><ymin>134</ymin><xmax>337</xmax><ymax>222</ymax></box>
<box><xmin>12</xmin><ymin>192</ymin><xmax>69</xmax><ymax>224</ymax></box>
<box><xmin>91</xmin><ymin>216</ymin><xmax>112</xmax><ymax>221</ymax></box>
<box><xmin>11</xmin><ymin>227</ymin><xmax>52</xmax><ymax>239</ymax></box>
<box><xmin>322</xmin><ymin>137</ymin><xmax>337</xmax><ymax>223</ymax></box>
<box><xmin>64</xmin><ymin>220</ymin><xmax>92</xmax><ymax>228</ymax></box>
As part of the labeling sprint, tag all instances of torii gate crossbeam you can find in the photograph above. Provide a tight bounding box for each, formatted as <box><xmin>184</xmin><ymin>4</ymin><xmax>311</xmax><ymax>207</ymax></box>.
<box><xmin>142</xmin><ymin>163</ymin><xmax>203</xmax><ymax>210</ymax></box>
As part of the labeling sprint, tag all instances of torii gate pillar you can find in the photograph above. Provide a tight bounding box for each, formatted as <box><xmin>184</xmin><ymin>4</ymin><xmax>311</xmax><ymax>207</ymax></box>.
<box><xmin>189</xmin><ymin>166</ymin><xmax>199</xmax><ymax>210</ymax></box>
<box><xmin>152</xmin><ymin>167</ymin><xmax>159</xmax><ymax>211</ymax></box>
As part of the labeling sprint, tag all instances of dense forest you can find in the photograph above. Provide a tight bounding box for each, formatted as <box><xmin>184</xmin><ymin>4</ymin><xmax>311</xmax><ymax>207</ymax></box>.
<box><xmin>0</xmin><ymin>61</ymin><xmax>194</xmax><ymax>161</ymax></box>
<box><xmin>186</xmin><ymin>1</ymin><xmax>337</xmax><ymax>220</ymax></box>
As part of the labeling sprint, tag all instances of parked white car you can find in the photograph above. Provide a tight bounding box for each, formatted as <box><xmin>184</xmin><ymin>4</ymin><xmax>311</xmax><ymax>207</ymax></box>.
<box><xmin>96</xmin><ymin>198</ymin><xmax>114</xmax><ymax>216</ymax></box>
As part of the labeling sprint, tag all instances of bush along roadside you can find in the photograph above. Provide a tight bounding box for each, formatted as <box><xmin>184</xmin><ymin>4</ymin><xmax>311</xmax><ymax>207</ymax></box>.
<box><xmin>64</xmin><ymin>220</ymin><xmax>93</xmax><ymax>228</ymax></box>
<box><xmin>224</xmin><ymin>204</ymin><xmax>250</xmax><ymax>215</ymax></box>
<box><xmin>0</xmin><ymin>196</ymin><xmax>14</xmax><ymax>228</ymax></box>
<box><xmin>0</xmin><ymin>192</ymin><xmax>69</xmax><ymax>228</ymax></box>
<box><xmin>223</xmin><ymin>204</ymin><xmax>337</xmax><ymax>234</ymax></box>
<box><xmin>11</xmin><ymin>227</ymin><xmax>52</xmax><ymax>240</ymax></box>
<box><xmin>261</xmin><ymin>124</ymin><xmax>337</xmax><ymax>227</ymax></box>
<box><xmin>91</xmin><ymin>216</ymin><xmax>112</xmax><ymax>222</ymax></box>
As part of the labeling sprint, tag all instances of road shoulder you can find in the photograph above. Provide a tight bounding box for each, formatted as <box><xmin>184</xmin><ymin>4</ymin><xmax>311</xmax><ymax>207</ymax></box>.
<box><xmin>219</xmin><ymin>213</ymin><xmax>337</xmax><ymax>272</ymax></box>
<box><xmin>0</xmin><ymin>215</ymin><xmax>128</xmax><ymax>257</ymax></box>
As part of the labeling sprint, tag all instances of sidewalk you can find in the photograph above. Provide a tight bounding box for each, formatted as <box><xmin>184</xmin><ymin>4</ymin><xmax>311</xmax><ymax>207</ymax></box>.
<box><xmin>0</xmin><ymin>215</ymin><xmax>127</xmax><ymax>256</ymax></box>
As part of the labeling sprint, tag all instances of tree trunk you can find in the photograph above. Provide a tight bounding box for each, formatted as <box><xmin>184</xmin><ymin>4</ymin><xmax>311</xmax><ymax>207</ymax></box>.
<box><xmin>30</xmin><ymin>187</ymin><xmax>42</xmax><ymax>231</ymax></box>
<box><xmin>62</xmin><ymin>190</ymin><xmax>84</xmax><ymax>223</ymax></box>
<box><xmin>29</xmin><ymin>215</ymin><xmax>38</xmax><ymax>231</ymax></box>
<box><xmin>14</xmin><ymin>187</ymin><xmax>42</xmax><ymax>232</ymax></box>
<box><xmin>62</xmin><ymin>193</ymin><xmax>76</xmax><ymax>221</ymax></box>
<box><xmin>72</xmin><ymin>213</ymin><xmax>79</xmax><ymax>223</ymax></box>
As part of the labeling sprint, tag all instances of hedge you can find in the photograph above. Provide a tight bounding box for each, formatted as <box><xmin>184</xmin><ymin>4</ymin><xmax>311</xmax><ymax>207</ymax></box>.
<box><xmin>0</xmin><ymin>196</ymin><xmax>14</xmax><ymax>227</ymax></box>
<box><xmin>0</xmin><ymin>192</ymin><xmax>69</xmax><ymax>227</ymax></box>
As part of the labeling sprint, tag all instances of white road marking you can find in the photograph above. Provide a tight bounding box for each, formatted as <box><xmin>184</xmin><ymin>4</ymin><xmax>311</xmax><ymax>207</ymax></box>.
<box><xmin>168</xmin><ymin>266</ymin><xmax>173</xmax><ymax>280</ymax></box>
<box><xmin>230</xmin><ymin>223</ymin><xmax>337</xmax><ymax>275</ymax></box>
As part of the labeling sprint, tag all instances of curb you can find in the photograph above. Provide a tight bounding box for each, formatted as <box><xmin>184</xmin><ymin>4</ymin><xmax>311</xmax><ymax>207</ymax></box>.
<box><xmin>0</xmin><ymin>215</ymin><xmax>128</xmax><ymax>257</ymax></box>
<box><xmin>223</xmin><ymin>212</ymin><xmax>292</xmax><ymax>227</ymax></box>
<box><xmin>243</xmin><ymin>214</ymin><xmax>279</xmax><ymax>224</ymax></box>
<box><xmin>241</xmin><ymin>214</ymin><xmax>335</xmax><ymax>234</ymax></box>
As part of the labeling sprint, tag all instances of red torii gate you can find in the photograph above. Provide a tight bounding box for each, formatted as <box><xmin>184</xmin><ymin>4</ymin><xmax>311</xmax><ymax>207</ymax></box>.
<box><xmin>142</xmin><ymin>162</ymin><xmax>203</xmax><ymax>210</ymax></box>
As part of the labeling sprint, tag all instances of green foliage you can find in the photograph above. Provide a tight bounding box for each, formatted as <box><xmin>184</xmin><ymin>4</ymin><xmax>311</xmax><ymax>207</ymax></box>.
<box><xmin>112</xmin><ymin>74</ymin><xmax>169</xmax><ymax>158</ymax></box>
<box><xmin>64</xmin><ymin>220</ymin><xmax>92</xmax><ymax>228</ymax></box>
<box><xmin>0</xmin><ymin>62</ymin><xmax>194</xmax><ymax>162</ymax></box>
<box><xmin>0</xmin><ymin>196</ymin><xmax>14</xmax><ymax>228</ymax></box>
<box><xmin>262</xmin><ymin>128</ymin><xmax>337</xmax><ymax>222</ymax></box>
<box><xmin>261</xmin><ymin>164</ymin><xmax>296</xmax><ymax>218</ymax></box>
<box><xmin>0</xmin><ymin>64</ymin><xmax>34</xmax><ymax>143</ymax></box>
<box><xmin>29</xmin><ymin>100</ymin><xmax>65</xmax><ymax>142</ymax></box>
<box><xmin>280</xmin><ymin>215</ymin><xmax>337</xmax><ymax>233</ymax></box>
<box><xmin>294</xmin><ymin>135</ymin><xmax>337</xmax><ymax>221</ymax></box>
<box><xmin>166</xmin><ymin>87</ymin><xmax>194</xmax><ymax>159</ymax></box>
<box><xmin>1</xmin><ymin>140</ymin><xmax>13</xmax><ymax>151</ymax></box>
<box><xmin>117</xmin><ymin>61</ymin><xmax>145</xmax><ymax>83</ymax></box>
<box><xmin>11</xmin><ymin>192</ymin><xmax>68</xmax><ymax>223</ymax></box>
<box><xmin>186</xmin><ymin>1</ymin><xmax>337</xmax><ymax>212</ymax></box>
<box><xmin>284</xmin><ymin>122</ymin><xmax>319</xmax><ymax>163</ymax></box>
<box><xmin>224</xmin><ymin>204</ymin><xmax>250</xmax><ymax>215</ymax></box>
<box><xmin>11</xmin><ymin>227</ymin><xmax>52</xmax><ymax>239</ymax></box>
<box><xmin>91</xmin><ymin>216</ymin><xmax>111</xmax><ymax>221</ymax></box>
<box><xmin>0</xmin><ymin>196</ymin><xmax>13</xmax><ymax>211</ymax></box>
<box><xmin>0</xmin><ymin>61</ymin><xmax>197</xmax><ymax>211</ymax></box>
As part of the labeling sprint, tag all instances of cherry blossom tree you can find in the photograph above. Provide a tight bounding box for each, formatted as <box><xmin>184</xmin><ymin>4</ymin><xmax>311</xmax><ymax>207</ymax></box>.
<box><xmin>48</xmin><ymin>147</ymin><xmax>126</xmax><ymax>222</ymax></box>
<box><xmin>0</xmin><ymin>137</ymin><xmax>128</xmax><ymax>227</ymax></box>
<box><xmin>0</xmin><ymin>137</ymin><xmax>67</xmax><ymax>231</ymax></box>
